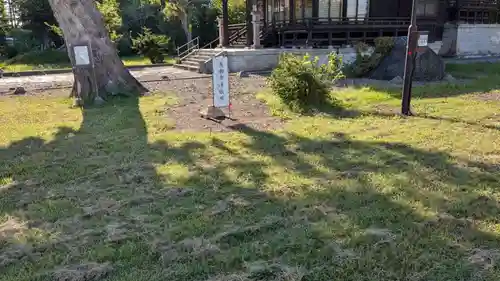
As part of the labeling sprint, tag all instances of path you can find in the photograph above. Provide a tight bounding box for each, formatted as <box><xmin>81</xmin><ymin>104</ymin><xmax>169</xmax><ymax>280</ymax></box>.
<box><xmin>0</xmin><ymin>67</ymin><xmax>204</xmax><ymax>92</ymax></box>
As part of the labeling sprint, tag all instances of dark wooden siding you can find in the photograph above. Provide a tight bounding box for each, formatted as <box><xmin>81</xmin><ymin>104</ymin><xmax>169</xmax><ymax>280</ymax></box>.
<box><xmin>369</xmin><ymin>0</ymin><xmax>401</xmax><ymax>17</ymax></box>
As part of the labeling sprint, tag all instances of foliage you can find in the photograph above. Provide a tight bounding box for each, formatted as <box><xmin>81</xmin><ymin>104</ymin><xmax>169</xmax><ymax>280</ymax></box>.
<box><xmin>212</xmin><ymin>0</ymin><xmax>246</xmax><ymax>23</ymax></box>
<box><xmin>12</xmin><ymin>0</ymin><xmax>59</xmax><ymax>46</ymax></box>
<box><xmin>96</xmin><ymin>0</ymin><xmax>123</xmax><ymax>43</ymax></box>
<box><xmin>132</xmin><ymin>27</ymin><xmax>171</xmax><ymax>63</ymax></box>
<box><xmin>344</xmin><ymin>37</ymin><xmax>395</xmax><ymax>78</ymax></box>
<box><xmin>267</xmin><ymin>52</ymin><xmax>344</xmax><ymax>113</ymax></box>
<box><xmin>0</xmin><ymin>0</ymin><xmax>8</xmax><ymax>57</ymax></box>
<box><xmin>1</xmin><ymin>28</ymin><xmax>39</xmax><ymax>57</ymax></box>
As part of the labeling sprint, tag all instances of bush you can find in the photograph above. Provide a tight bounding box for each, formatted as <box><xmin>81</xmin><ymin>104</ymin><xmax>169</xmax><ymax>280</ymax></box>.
<box><xmin>267</xmin><ymin>52</ymin><xmax>344</xmax><ymax>113</ymax></box>
<box><xmin>344</xmin><ymin>37</ymin><xmax>395</xmax><ymax>78</ymax></box>
<box><xmin>132</xmin><ymin>27</ymin><xmax>170</xmax><ymax>64</ymax></box>
<box><xmin>8</xmin><ymin>29</ymin><xmax>39</xmax><ymax>55</ymax></box>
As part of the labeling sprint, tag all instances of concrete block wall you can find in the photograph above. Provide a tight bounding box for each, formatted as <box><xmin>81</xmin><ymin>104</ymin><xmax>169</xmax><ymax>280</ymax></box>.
<box><xmin>456</xmin><ymin>24</ymin><xmax>500</xmax><ymax>56</ymax></box>
<box><xmin>204</xmin><ymin>48</ymin><xmax>358</xmax><ymax>74</ymax></box>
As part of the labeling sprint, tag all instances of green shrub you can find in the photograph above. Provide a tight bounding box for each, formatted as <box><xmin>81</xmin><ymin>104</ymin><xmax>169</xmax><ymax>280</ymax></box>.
<box><xmin>8</xmin><ymin>29</ymin><xmax>38</xmax><ymax>55</ymax></box>
<box><xmin>132</xmin><ymin>28</ymin><xmax>170</xmax><ymax>64</ymax></box>
<box><xmin>267</xmin><ymin>52</ymin><xmax>344</xmax><ymax>113</ymax></box>
<box><xmin>344</xmin><ymin>37</ymin><xmax>395</xmax><ymax>78</ymax></box>
<box><xmin>4</xmin><ymin>49</ymin><xmax>69</xmax><ymax>65</ymax></box>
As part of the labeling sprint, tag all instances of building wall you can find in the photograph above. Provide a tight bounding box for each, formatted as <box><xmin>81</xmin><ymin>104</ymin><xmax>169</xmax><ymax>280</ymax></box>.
<box><xmin>202</xmin><ymin>48</ymin><xmax>359</xmax><ymax>74</ymax></box>
<box><xmin>456</xmin><ymin>24</ymin><xmax>500</xmax><ymax>56</ymax></box>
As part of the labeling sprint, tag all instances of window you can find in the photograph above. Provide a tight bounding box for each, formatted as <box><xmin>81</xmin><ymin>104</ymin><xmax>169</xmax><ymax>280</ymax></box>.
<box><xmin>417</xmin><ymin>0</ymin><xmax>438</xmax><ymax>17</ymax></box>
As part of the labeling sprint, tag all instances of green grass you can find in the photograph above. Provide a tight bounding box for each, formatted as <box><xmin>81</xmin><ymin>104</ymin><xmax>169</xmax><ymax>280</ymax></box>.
<box><xmin>0</xmin><ymin>49</ymin><xmax>175</xmax><ymax>72</ymax></box>
<box><xmin>1</xmin><ymin>64</ymin><xmax>500</xmax><ymax>281</ymax></box>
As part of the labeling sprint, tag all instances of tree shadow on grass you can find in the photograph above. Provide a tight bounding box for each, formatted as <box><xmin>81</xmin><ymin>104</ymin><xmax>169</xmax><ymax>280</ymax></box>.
<box><xmin>1</xmin><ymin>97</ymin><xmax>500</xmax><ymax>281</ymax></box>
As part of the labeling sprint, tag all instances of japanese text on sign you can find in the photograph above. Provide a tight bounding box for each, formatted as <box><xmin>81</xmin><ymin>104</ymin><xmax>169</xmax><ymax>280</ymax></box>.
<box><xmin>418</xmin><ymin>34</ymin><xmax>428</xmax><ymax>47</ymax></box>
<box><xmin>212</xmin><ymin>55</ymin><xmax>230</xmax><ymax>108</ymax></box>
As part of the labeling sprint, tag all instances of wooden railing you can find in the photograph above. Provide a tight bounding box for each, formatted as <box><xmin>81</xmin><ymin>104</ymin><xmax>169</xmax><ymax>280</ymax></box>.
<box><xmin>270</xmin><ymin>17</ymin><xmax>417</xmax><ymax>28</ymax></box>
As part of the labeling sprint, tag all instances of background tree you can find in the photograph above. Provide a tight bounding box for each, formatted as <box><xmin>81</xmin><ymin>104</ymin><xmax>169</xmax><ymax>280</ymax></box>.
<box><xmin>0</xmin><ymin>0</ymin><xmax>8</xmax><ymax>47</ymax></box>
<box><xmin>12</xmin><ymin>0</ymin><xmax>59</xmax><ymax>49</ymax></box>
<box><xmin>47</xmin><ymin>0</ymin><xmax>147</xmax><ymax>105</ymax></box>
<box><xmin>163</xmin><ymin>0</ymin><xmax>195</xmax><ymax>43</ymax></box>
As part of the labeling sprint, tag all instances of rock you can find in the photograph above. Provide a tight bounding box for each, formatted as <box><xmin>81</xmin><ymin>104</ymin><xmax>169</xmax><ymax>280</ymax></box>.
<box><xmin>9</xmin><ymin>87</ymin><xmax>26</xmax><ymax>95</ymax></box>
<box><xmin>0</xmin><ymin>68</ymin><xmax>3</xmax><ymax>78</ymax></box>
<box><xmin>444</xmin><ymin>73</ymin><xmax>456</xmax><ymax>82</ymax></box>
<box><xmin>369</xmin><ymin>37</ymin><xmax>446</xmax><ymax>81</ymax></box>
<box><xmin>93</xmin><ymin>95</ymin><xmax>105</xmax><ymax>106</ymax></box>
<box><xmin>390</xmin><ymin>76</ymin><xmax>403</xmax><ymax>84</ymax></box>
<box><xmin>238</xmin><ymin>71</ymin><xmax>249</xmax><ymax>78</ymax></box>
<box><xmin>200</xmin><ymin>106</ymin><xmax>225</xmax><ymax>120</ymax></box>
<box><xmin>72</xmin><ymin>97</ymin><xmax>83</xmax><ymax>108</ymax></box>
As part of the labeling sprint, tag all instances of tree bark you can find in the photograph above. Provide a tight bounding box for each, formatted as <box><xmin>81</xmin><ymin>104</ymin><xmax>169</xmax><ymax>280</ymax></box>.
<box><xmin>180</xmin><ymin>12</ymin><xmax>192</xmax><ymax>43</ymax></box>
<box><xmin>48</xmin><ymin>0</ymin><xmax>148</xmax><ymax>106</ymax></box>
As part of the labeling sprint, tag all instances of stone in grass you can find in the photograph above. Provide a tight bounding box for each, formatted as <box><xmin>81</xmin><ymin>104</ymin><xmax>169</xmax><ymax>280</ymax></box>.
<box><xmin>390</xmin><ymin>76</ymin><xmax>403</xmax><ymax>84</ymax></box>
<box><xmin>200</xmin><ymin>106</ymin><xmax>226</xmax><ymax>120</ymax></box>
<box><xmin>238</xmin><ymin>71</ymin><xmax>249</xmax><ymax>78</ymax></box>
<box><xmin>8</xmin><ymin>87</ymin><xmax>26</xmax><ymax>95</ymax></box>
<box><xmin>370</xmin><ymin>37</ymin><xmax>446</xmax><ymax>81</ymax></box>
<box><xmin>444</xmin><ymin>73</ymin><xmax>456</xmax><ymax>83</ymax></box>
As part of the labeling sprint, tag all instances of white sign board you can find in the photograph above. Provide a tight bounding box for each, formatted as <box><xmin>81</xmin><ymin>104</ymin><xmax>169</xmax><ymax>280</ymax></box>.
<box><xmin>73</xmin><ymin>45</ymin><xmax>91</xmax><ymax>66</ymax></box>
<box><xmin>212</xmin><ymin>55</ymin><xmax>230</xmax><ymax>108</ymax></box>
<box><xmin>418</xmin><ymin>34</ymin><xmax>428</xmax><ymax>47</ymax></box>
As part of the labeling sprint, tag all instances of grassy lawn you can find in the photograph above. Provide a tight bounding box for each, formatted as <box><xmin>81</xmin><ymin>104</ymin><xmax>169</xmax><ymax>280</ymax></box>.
<box><xmin>1</xmin><ymin>63</ymin><xmax>500</xmax><ymax>281</ymax></box>
<box><xmin>0</xmin><ymin>50</ymin><xmax>175</xmax><ymax>72</ymax></box>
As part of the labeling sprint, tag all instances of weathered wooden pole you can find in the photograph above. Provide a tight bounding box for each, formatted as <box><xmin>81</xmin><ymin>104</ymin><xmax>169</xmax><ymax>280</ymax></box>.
<box><xmin>401</xmin><ymin>0</ymin><xmax>418</xmax><ymax>116</ymax></box>
<box><xmin>222</xmin><ymin>0</ymin><xmax>230</xmax><ymax>47</ymax></box>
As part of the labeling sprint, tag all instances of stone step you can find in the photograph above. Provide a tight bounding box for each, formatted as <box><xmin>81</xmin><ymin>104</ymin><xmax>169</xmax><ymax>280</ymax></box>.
<box><xmin>180</xmin><ymin>60</ymin><xmax>201</xmax><ymax>68</ymax></box>
<box><xmin>197</xmin><ymin>50</ymin><xmax>220</xmax><ymax>55</ymax></box>
<box><xmin>189</xmin><ymin>55</ymin><xmax>212</xmax><ymax>61</ymax></box>
<box><xmin>173</xmin><ymin>63</ymin><xmax>200</xmax><ymax>72</ymax></box>
<box><xmin>185</xmin><ymin>57</ymin><xmax>209</xmax><ymax>64</ymax></box>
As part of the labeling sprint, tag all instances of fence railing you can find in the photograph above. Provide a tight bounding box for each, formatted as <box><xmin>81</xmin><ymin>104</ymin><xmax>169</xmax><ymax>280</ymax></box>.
<box><xmin>201</xmin><ymin>23</ymin><xmax>249</xmax><ymax>49</ymax></box>
<box><xmin>176</xmin><ymin>37</ymin><xmax>199</xmax><ymax>60</ymax></box>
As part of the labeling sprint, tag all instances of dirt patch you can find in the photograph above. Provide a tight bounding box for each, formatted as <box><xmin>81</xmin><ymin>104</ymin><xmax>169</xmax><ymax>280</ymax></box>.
<box><xmin>467</xmin><ymin>248</ymin><xmax>500</xmax><ymax>270</ymax></box>
<box><xmin>49</xmin><ymin>262</ymin><xmax>113</xmax><ymax>281</ymax></box>
<box><xmin>474</xmin><ymin>91</ymin><xmax>500</xmax><ymax>101</ymax></box>
<box><xmin>152</xmin><ymin>237</ymin><xmax>220</xmax><ymax>264</ymax></box>
<box><xmin>163</xmin><ymin>75</ymin><xmax>284</xmax><ymax>132</ymax></box>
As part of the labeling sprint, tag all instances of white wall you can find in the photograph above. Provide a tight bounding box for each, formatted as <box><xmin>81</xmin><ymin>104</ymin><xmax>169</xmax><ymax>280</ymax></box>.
<box><xmin>456</xmin><ymin>24</ymin><xmax>500</xmax><ymax>56</ymax></box>
<box><xmin>203</xmin><ymin>48</ymin><xmax>359</xmax><ymax>73</ymax></box>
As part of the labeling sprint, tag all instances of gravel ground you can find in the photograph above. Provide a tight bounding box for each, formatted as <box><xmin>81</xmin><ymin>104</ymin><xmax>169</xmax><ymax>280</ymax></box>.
<box><xmin>0</xmin><ymin>66</ymin><xmax>205</xmax><ymax>93</ymax></box>
<box><xmin>158</xmin><ymin>75</ymin><xmax>284</xmax><ymax>132</ymax></box>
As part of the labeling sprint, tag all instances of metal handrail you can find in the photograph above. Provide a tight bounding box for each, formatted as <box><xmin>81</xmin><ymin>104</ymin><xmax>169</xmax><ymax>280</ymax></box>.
<box><xmin>177</xmin><ymin>37</ymin><xmax>200</xmax><ymax>59</ymax></box>
<box><xmin>201</xmin><ymin>24</ymin><xmax>248</xmax><ymax>49</ymax></box>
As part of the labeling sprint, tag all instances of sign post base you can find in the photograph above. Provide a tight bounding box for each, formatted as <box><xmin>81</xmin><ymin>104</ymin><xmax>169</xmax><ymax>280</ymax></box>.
<box><xmin>200</xmin><ymin>106</ymin><xmax>226</xmax><ymax>120</ymax></box>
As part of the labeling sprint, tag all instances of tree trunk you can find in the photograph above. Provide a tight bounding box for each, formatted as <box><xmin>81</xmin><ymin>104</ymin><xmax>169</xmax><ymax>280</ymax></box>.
<box><xmin>180</xmin><ymin>13</ymin><xmax>192</xmax><ymax>43</ymax></box>
<box><xmin>48</xmin><ymin>0</ymin><xmax>148</xmax><ymax>106</ymax></box>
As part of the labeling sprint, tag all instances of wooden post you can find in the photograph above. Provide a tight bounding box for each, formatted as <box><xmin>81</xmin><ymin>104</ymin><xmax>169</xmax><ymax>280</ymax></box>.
<box><xmin>222</xmin><ymin>0</ymin><xmax>230</xmax><ymax>47</ymax></box>
<box><xmin>290</xmin><ymin>0</ymin><xmax>295</xmax><ymax>23</ymax></box>
<box><xmin>246</xmin><ymin>0</ymin><xmax>254</xmax><ymax>46</ymax></box>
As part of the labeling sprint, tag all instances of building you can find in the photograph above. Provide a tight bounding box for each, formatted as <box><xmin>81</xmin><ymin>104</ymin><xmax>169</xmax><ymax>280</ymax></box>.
<box><xmin>174</xmin><ymin>0</ymin><xmax>500</xmax><ymax>72</ymax></box>
<box><xmin>223</xmin><ymin>0</ymin><xmax>499</xmax><ymax>48</ymax></box>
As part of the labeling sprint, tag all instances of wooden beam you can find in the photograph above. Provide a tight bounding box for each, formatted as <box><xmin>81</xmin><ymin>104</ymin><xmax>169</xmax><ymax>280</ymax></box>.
<box><xmin>222</xmin><ymin>0</ymin><xmax>229</xmax><ymax>46</ymax></box>
<box><xmin>246</xmin><ymin>0</ymin><xmax>253</xmax><ymax>46</ymax></box>
<box><xmin>290</xmin><ymin>0</ymin><xmax>295</xmax><ymax>22</ymax></box>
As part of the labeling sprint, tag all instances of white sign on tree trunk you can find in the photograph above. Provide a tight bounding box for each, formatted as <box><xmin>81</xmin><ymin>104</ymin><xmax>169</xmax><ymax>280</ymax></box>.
<box><xmin>212</xmin><ymin>54</ymin><xmax>230</xmax><ymax>108</ymax></box>
<box><xmin>73</xmin><ymin>45</ymin><xmax>91</xmax><ymax>66</ymax></box>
